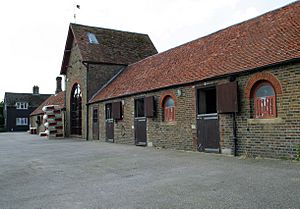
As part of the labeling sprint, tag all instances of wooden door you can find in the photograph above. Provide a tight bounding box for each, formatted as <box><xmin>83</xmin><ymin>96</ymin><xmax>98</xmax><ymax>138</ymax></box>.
<box><xmin>196</xmin><ymin>82</ymin><xmax>239</xmax><ymax>153</ymax></box>
<box><xmin>106</xmin><ymin>119</ymin><xmax>114</xmax><ymax>142</ymax></box>
<box><xmin>92</xmin><ymin>108</ymin><xmax>99</xmax><ymax>140</ymax></box>
<box><xmin>134</xmin><ymin>98</ymin><xmax>147</xmax><ymax>146</ymax></box>
<box><xmin>135</xmin><ymin>118</ymin><xmax>147</xmax><ymax>146</ymax></box>
<box><xmin>196</xmin><ymin>87</ymin><xmax>220</xmax><ymax>152</ymax></box>
<box><xmin>197</xmin><ymin>114</ymin><xmax>220</xmax><ymax>152</ymax></box>
<box><xmin>105</xmin><ymin>103</ymin><xmax>114</xmax><ymax>143</ymax></box>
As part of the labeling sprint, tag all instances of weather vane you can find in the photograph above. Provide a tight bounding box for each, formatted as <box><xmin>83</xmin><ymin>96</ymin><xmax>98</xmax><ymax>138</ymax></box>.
<box><xmin>73</xmin><ymin>4</ymin><xmax>80</xmax><ymax>23</ymax></box>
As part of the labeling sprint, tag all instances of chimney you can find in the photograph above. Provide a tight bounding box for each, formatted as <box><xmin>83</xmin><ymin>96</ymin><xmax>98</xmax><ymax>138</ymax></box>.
<box><xmin>55</xmin><ymin>76</ymin><xmax>62</xmax><ymax>94</ymax></box>
<box><xmin>33</xmin><ymin>86</ymin><xmax>39</xmax><ymax>95</ymax></box>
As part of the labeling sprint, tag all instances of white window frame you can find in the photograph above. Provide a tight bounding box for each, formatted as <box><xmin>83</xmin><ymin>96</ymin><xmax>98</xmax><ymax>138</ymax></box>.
<box><xmin>16</xmin><ymin>118</ymin><xmax>28</xmax><ymax>126</ymax></box>
<box><xmin>16</xmin><ymin>102</ymin><xmax>28</xmax><ymax>110</ymax></box>
<box><xmin>87</xmin><ymin>32</ymin><xmax>99</xmax><ymax>44</ymax></box>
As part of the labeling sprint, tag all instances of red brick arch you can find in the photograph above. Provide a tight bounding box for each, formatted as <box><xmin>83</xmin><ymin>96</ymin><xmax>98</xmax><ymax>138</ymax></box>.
<box><xmin>68</xmin><ymin>81</ymin><xmax>83</xmax><ymax>96</ymax></box>
<box><xmin>70</xmin><ymin>80</ymin><xmax>82</xmax><ymax>89</ymax></box>
<box><xmin>245</xmin><ymin>72</ymin><xmax>282</xmax><ymax>99</ymax></box>
<box><xmin>159</xmin><ymin>91</ymin><xmax>177</xmax><ymax>107</ymax></box>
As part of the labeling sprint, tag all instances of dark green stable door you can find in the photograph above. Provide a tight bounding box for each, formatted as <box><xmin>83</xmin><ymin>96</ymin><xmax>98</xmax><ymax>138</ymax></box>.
<box><xmin>197</xmin><ymin>114</ymin><xmax>220</xmax><ymax>152</ymax></box>
<box><xmin>92</xmin><ymin>108</ymin><xmax>99</xmax><ymax>140</ymax></box>
<box><xmin>134</xmin><ymin>98</ymin><xmax>147</xmax><ymax>146</ymax></box>
<box><xmin>196</xmin><ymin>87</ymin><xmax>220</xmax><ymax>152</ymax></box>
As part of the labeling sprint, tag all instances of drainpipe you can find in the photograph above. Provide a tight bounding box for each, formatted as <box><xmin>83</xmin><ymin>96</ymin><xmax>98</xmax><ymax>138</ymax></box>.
<box><xmin>233</xmin><ymin>112</ymin><xmax>237</xmax><ymax>156</ymax></box>
<box><xmin>64</xmin><ymin>75</ymin><xmax>67</xmax><ymax>137</ymax></box>
<box><xmin>86</xmin><ymin>103</ymin><xmax>89</xmax><ymax>141</ymax></box>
<box><xmin>86</xmin><ymin>63</ymin><xmax>89</xmax><ymax>141</ymax></box>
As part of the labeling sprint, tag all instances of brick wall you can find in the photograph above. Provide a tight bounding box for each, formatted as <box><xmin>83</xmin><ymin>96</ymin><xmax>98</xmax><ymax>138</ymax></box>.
<box><xmin>148</xmin><ymin>87</ymin><xmax>197</xmax><ymax>151</ymax></box>
<box><xmin>29</xmin><ymin>115</ymin><xmax>45</xmax><ymax>134</ymax></box>
<box><xmin>65</xmin><ymin>42</ymin><xmax>87</xmax><ymax>138</ymax></box>
<box><xmin>89</xmin><ymin>97</ymin><xmax>136</xmax><ymax>144</ymax></box>
<box><xmin>88</xmin><ymin>104</ymin><xmax>96</xmax><ymax>140</ymax></box>
<box><xmin>66</xmin><ymin>43</ymin><xmax>125</xmax><ymax>138</ymax></box>
<box><xmin>225</xmin><ymin>62</ymin><xmax>300</xmax><ymax>159</ymax></box>
<box><xmin>89</xmin><ymin>62</ymin><xmax>300</xmax><ymax>159</ymax></box>
<box><xmin>87</xmin><ymin>64</ymin><xmax>125</xmax><ymax>100</ymax></box>
<box><xmin>90</xmin><ymin>86</ymin><xmax>198</xmax><ymax>150</ymax></box>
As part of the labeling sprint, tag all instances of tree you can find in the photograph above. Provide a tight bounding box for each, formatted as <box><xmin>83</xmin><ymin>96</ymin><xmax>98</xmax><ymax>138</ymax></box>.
<box><xmin>0</xmin><ymin>101</ymin><xmax>4</xmax><ymax>129</ymax></box>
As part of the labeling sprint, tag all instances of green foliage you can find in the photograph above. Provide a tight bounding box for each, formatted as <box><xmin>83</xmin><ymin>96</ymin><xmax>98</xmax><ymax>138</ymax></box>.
<box><xmin>296</xmin><ymin>144</ymin><xmax>300</xmax><ymax>161</ymax></box>
<box><xmin>0</xmin><ymin>100</ymin><xmax>4</xmax><ymax>129</ymax></box>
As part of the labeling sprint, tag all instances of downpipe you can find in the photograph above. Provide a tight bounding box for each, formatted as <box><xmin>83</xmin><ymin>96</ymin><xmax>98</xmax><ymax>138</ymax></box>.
<box><xmin>233</xmin><ymin>112</ymin><xmax>237</xmax><ymax>156</ymax></box>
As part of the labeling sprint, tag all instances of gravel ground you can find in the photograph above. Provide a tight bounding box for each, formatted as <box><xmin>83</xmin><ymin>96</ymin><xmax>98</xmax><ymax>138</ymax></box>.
<box><xmin>0</xmin><ymin>132</ymin><xmax>299</xmax><ymax>209</ymax></box>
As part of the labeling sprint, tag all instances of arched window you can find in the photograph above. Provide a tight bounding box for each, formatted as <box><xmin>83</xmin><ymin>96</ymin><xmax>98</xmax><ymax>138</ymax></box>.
<box><xmin>252</xmin><ymin>82</ymin><xmax>276</xmax><ymax>118</ymax></box>
<box><xmin>163</xmin><ymin>96</ymin><xmax>175</xmax><ymax>122</ymax></box>
<box><xmin>70</xmin><ymin>83</ymin><xmax>82</xmax><ymax>135</ymax></box>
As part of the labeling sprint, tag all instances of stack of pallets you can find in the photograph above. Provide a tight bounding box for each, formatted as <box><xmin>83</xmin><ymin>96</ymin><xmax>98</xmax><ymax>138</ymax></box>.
<box><xmin>42</xmin><ymin>105</ymin><xmax>64</xmax><ymax>138</ymax></box>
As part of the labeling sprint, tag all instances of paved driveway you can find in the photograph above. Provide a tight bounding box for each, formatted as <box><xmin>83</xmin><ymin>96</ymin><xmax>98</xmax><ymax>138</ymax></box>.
<box><xmin>0</xmin><ymin>132</ymin><xmax>299</xmax><ymax>208</ymax></box>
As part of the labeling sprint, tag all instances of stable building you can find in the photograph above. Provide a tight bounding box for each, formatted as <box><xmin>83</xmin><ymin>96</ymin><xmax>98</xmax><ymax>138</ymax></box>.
<box><xmin>88</xmin><ymin>2</ymin><xmax>300</xmax><ymax>159</ymax></box>
<box><xmin>60</xmin><ymin>23</ymin><xmax>157</xmax><ymax>139</ymax></box>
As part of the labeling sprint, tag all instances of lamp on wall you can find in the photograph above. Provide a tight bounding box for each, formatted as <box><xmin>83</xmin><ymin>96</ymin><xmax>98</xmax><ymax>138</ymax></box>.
<box><xmin>176</xmin><ymin>89</ymin><xmax>182</xmax><ymax>97</ymax></box>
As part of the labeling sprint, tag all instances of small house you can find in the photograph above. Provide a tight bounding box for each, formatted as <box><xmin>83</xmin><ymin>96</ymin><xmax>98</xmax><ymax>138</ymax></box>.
<box><xmin>3</xmin><ymin>86</ymin><xmax>51</xmax><ymax>132</ymax></box>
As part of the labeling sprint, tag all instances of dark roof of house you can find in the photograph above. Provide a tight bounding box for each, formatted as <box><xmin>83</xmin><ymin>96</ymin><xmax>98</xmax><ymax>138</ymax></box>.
<box><xmin>30</xmin><ymin>91</ymin><xmax>65</xmax><ymax>116</ymax></box>
<box><xmin>90</xmin><ymin>1</ymin><xmax>300</xmax><ymax>103</ymax></box>
<box><xmin>4</xmin><ymin>92</ymin><xmax>52</xmax><ymax>107</ymax></box>
<box><xmin>60</xmin><ymin>23</ymin><xmax>158</xmax><ymax>74</ymax></box>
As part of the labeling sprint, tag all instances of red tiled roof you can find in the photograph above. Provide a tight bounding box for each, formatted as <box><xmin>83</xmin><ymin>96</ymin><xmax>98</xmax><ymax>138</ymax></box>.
<box><xmin>30</xmin><ymin>91</ymin><xmax>65</xmax><ymax>116</ymax></box>
<box><xmin>60</xmin><ymin>24</ymin><xmax>158</xmax><ymax>74</ymax></box>
<box><xmin>90</xmin><ymin>1</ymin><xmax>300</xmax><ymax>103</ymax></box>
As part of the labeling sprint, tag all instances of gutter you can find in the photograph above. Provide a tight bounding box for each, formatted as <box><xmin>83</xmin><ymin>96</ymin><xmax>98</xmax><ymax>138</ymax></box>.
<box><xmin>82</xmin><ymin>60</ymin><xmax>128</xmax><ymax>67</ymax></box>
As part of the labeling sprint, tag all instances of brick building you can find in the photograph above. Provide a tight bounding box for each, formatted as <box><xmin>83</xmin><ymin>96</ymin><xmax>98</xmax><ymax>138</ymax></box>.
<box><xmin>60</xmin><ymin>23</ymin><xmax>157</xmax><ymax>138</ymax></box>
<box><xmin>87</xmin><ymin>2</ymin><xmax>300</xmax><ymax>159</ymax></box>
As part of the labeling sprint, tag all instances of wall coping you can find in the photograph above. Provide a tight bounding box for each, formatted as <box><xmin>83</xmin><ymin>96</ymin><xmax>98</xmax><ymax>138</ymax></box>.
<box><xmin>247</xmin><ymin>117</ymin><xmax>283</xmax><ymax>124</ymax></box>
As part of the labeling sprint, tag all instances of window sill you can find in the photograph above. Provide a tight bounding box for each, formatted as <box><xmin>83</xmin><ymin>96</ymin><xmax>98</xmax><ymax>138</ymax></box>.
<box><xmin>161</xmin><ymin>121</ymin><xmax>177</xmax><ymax>126</ymax></box>
<box><xmin>247</xmin><ymin>117</ymin><xmax>282</xmax><ymax>124</ymax></box>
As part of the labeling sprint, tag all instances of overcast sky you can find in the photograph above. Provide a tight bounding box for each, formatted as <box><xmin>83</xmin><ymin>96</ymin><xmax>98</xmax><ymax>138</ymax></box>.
<box><xmin>0</xmin><ymin>0</ymin><xmax>296</xmax><ymax>99</ymax></box>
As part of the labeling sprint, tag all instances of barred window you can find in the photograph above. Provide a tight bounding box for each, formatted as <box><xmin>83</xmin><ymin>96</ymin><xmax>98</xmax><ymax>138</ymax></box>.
<box><xmin>253</xmin><ymin>82</ymin><xmax>276</xmax><ymax>118</ymax></box>
<box><xmin>105</xmin><ymin>103</ymin><xmax>112</xmax><ymax>120</ymax></box>
<box><xmin>163</xmin><ymin>96</ymin><xmax>175</xmax><ymax>122</ymax></box>
<box><xmin>93</xmin><ymin>108</ymin><xmax>98</xmax><ymax>123</ymax></box>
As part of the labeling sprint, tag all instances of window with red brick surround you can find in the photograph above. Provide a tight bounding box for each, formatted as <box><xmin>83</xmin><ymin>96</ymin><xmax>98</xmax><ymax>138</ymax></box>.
<box><xmin>163</xmin><ymin>96</ymin><xmax>175</xmax><ymax>122</ymax></box>
<box><xmin>245</xmin><ymin>72</ymin><xmax>282</xmax><ymax>119</ymax></box>
<box><xmin>253</xmin><ymin>82</ymin><xmax>276</xmax><ymax>118</ymax></box>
